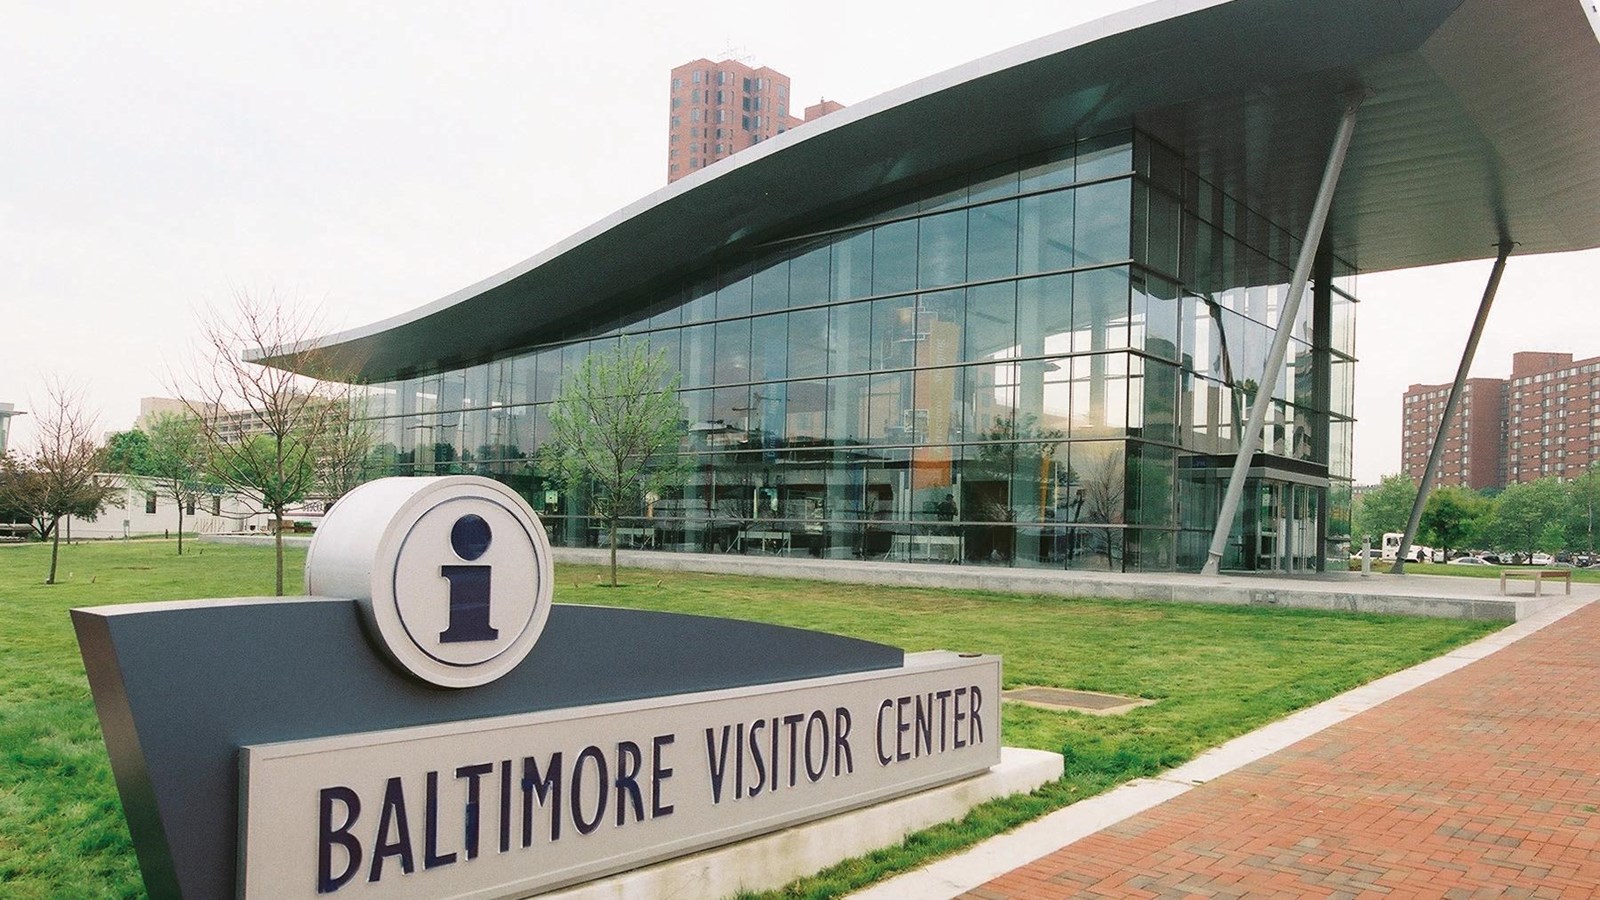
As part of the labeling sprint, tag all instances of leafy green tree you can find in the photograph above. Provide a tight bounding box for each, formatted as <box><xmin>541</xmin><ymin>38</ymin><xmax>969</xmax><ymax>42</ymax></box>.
<box><xmin>142</xmin><ymin>412</ymin><xmax>206</xmax><ymax>555</ymax></box>
<box><xmin>1538</xmin><ymin>522</ymin><xmax>1568</xmax><ymax>556</ymax></box>
<box><xmin>1563</xmin><ymin>464</ymin><xmax>1600</xmax><ymax>556</ymax></box>
<box><xmin>1352</xmin><ymin>473</ymin><xmax>1415</xmax><ymax>543</ymax></box>
<box><xmin>543</xmin><ymin>341</ymin><xmax>686</xmax><ymax>587</ymax></box>
<box><xmin>104</xmin><ymin>429</ymin><xmax>155</xmax><ymax>476</ymax></box>
<box><xmin>1419</xmin><ymin>485</ymin><xmax>1490</xmax><ymax>561</ymax></box>
<box><xmin>1485</xmin><ymin>478</ymin><xmax>1569</xmax><ymax>559</ymax></box>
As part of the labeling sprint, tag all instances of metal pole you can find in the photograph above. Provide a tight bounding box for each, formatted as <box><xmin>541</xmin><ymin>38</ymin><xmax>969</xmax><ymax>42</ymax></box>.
<box><xmin>1201</xmin><ymin>98</ymin><xmax>1363</xmax><ymax>575</ymax></box>
<box><xmin>1391</xmin><ymin>240</ymin><xmax>1513</xmax><ymax>573</ymax></box>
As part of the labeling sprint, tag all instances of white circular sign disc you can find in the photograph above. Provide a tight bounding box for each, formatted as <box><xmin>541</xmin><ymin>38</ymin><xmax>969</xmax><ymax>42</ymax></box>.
<box><xmin>392</xmin><ymin>496</ymin><xmax>541</xmax><ymax>668</ymax></box>
<box><xmin>305</xmin><ymin>476</ymin><xmax>554</xmax><ymax>689</ymax></box>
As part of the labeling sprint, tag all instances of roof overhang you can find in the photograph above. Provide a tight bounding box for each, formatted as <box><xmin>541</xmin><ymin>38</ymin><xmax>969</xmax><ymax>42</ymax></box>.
<box><xmin>267</xmin><ymin>0</ymin><xmax>1600</xmax><ymax>381</ymax></box>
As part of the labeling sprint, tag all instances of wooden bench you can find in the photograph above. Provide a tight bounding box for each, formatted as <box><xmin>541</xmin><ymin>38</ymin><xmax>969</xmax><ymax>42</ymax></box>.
<box><xmin>1499</xmin><ymin>569</ymin><xmax>1572</xmax><ymax>596</ymax></box>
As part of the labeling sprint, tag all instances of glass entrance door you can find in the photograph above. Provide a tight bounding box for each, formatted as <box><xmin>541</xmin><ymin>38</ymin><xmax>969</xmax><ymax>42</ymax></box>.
<box><xmin>1248</xmin><ymin>480</ymin><xmax>1321</xmax><ymax>572</ymax></box>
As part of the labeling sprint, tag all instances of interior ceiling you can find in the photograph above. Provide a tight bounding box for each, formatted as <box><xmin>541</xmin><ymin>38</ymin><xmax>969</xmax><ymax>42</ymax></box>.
<box><xmin>266</xmin><ymin>0</ymin><xmax>1600</xmax><ymax>381</ymax></box>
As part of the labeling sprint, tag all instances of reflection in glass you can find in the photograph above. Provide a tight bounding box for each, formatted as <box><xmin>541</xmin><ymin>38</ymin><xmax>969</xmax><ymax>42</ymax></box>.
<box><xmin>350</xmin><ymin>128</ymin><xmax>1356</xmax><ymax>573</ymax></box>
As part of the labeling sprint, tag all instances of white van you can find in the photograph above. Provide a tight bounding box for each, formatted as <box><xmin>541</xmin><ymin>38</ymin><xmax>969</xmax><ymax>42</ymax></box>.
<box><xmin>1380</xmin><ymin>532</ymin><xmax>1432</xmax><ymax>563</ymax></box>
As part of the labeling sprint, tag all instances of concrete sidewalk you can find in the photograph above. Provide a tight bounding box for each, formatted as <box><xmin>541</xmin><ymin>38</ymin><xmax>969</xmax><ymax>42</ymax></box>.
<box><xmin>857</xmin><ymin>597</ymin><xmax>1599</xmax><ymax>898</ymax></box>
<box><xmin>555</xmin><ymin>547</ymin><xmax>1588</xmax><ymax>621</ymax></box>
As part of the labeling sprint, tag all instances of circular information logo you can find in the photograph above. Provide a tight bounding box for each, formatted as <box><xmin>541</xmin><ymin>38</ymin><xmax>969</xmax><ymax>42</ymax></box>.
<box><xmin>306</xmin><ymin>477</ymin><xmax>554</xmax><ymax>688</ymax></box>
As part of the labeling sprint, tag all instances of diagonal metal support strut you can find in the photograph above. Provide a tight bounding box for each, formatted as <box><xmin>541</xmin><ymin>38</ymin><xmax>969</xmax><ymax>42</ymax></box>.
<box><xmin>1200</xmin><ymin>98</ymin><xmax>1363</xmax><ymax>575</ymax></box>
<box><xmin>1391</xmin><ymin>240</ymin><xmax>1514</xmax><ymax>573</ymax></box>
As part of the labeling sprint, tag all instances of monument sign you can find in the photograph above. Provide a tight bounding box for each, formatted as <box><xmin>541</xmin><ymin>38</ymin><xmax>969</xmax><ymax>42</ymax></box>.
<box><xmin>74</xmin><ymin>476</ymin><xmax>1003</xmax><ymax>898</ymax></box>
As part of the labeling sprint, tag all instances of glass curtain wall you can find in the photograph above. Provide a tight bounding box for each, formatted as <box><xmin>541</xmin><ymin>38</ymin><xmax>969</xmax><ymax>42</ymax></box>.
<box><xmin>360</xmin><ymin>129</ymin><xmax>1357</xmax><ymax>572</ymax></box>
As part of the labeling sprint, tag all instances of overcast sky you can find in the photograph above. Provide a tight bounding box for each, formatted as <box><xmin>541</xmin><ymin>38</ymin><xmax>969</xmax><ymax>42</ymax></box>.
<box><xmin>4</xmin><ymin>1</ymin><xmax>1597</xmax><ymax>484</ymax></box>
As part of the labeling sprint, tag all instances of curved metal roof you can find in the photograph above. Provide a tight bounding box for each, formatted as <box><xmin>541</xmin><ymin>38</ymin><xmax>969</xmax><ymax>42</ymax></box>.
<box><xmin>272</xmin><ymin>0</ymin><xmax>1600</xmax><ymax>381</ymax></box>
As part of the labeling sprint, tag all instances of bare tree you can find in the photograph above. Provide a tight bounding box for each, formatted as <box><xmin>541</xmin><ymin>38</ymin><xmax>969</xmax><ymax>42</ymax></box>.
<box><xmin>313</xmin><ymin>392</ymin><xmax>376</xmax><ymax>508</ymax></box>
<box><xmin>174</xmin><ymin>291</ymin><xmax>367</xmax><ymax>595</ymax></box>
<box><xmin>543</xmin><ymin>341</ymin><xmax>686</xmax><ymax>587</ymax></box>
<box><xmin>0</xmin><ymin>382</ymin><xmax>120</xmax><ymax>584</ymax></box>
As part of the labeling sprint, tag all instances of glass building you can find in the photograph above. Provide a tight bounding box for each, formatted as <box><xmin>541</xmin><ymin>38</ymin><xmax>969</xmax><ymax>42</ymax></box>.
<box><xmin>273</xmin><ymin>0</ymin><xmax>1600</xmax><ymax>577</ymax></box>
<box><xmin>359</xmin><ymin>130</ymin><xmax>1356</xmax><ymax>572</ymax></box>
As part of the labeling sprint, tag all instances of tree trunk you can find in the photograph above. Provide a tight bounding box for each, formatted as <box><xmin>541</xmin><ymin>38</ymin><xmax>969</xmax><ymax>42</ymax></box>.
<box><xmin>47</xmin><ymin>516</ymin><xmax>61</xmax><ymax>585</ymax></box>
<box><xmin>274</xmin><ymin>510</ymin><xmax>285</xmax><ymax>596</ymax></box>
<box><xmin>177</xmin><ymin>503</ymin><xmax>185</xmax><ymax>556</ymax></box>
<box><xmin>608</xmin><ymin>516</ymin><xmax>618</xmax><ymax>587</ymax></box>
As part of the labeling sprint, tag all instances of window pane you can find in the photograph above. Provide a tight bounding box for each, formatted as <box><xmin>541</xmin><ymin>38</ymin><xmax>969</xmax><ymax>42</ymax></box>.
<box><xmin>869</xmin><ymin>372</ymin><xmax>914</xmax><ymax>444</ymax></box>
<box><xmin>1073</xmin><ymin>266</ymin><xmax>1130</xmax><ymax>350</ymax></box>
<box><xmin>967</xmin><ymin>163</ymin><xmax>1019</xmax><ymax>203</ymax></box>
<box><xmin>1018</xmin><ymin>274</ymin><xmax>1073</xmax><ymax>357</ymax></box>
<box><xmin>1018</xmin><ymin>189</ymin><xmax>1074</xmax><ymax>275</ymax></box>
<box><xmin>965</xmin><ymin>282</ymin><xmax>1016</xmax><ymax>362</ymax></box>
<box><xmin>752</xmin><ymin>382</ymin><xmax>785</xmax><ymax>447</ymax></box>
<box><xmin>1147</xmin><ymin>189</ymin><xmax>1181</xmax><ymax>277</ymax></box>
<box><xmin>787</xmin><ymin>308</ymin><xmax>828</xmax><ymax>378</ymax></box>
<box><xmin>1075</xmin><ymin>133</ymin><xmax>1132</xmax><ymax>180</ymax></box>
<box><xmin>647</xmin><ymin>330</ymin><xmax>680</xmax><ymax>380</ymax></box>
<box><xmin>916</xmin><ymin>290</ymin><xmax>964</xmax><ymax>368</ymax></box>
<box><xmin>751</xmin><ymin>314</ymin><xmax>787</xmax><ymax>382</ymax></box>
<box><xmin>683</xmin><ymin>279</ymin><xmax>716</xmax><ymax>323</ymax></box>
<box><xmin>1143</xmin><ymin>360</ymin><xmax>1179</xmax><ymax>444</ymax></box>
<box><xmin>713</xmin><ymin>318</ymin><xmax>751</xmax><ymax>385</ymax></box>
<box><xmin>1019</xmin><ymin>145</ymin><xmax>1075</xmax><ymax>193</ymax></box>
<box><xmin>785</xmin><ymin>379</ymin><xmax>827</xmax><ymax>443</ymax></box>
<box><xmin>920</xmin><ymin>364</ymin><xmax>963</xmax><ymax>444</ymax></box>
<box><xmin>967</xmin><ymin>360</ymin><xmax>1017</xmax><ymax>439</ymax></box>
<box><xmin>752</xmin><ymin>254</ymin><xmax>790</xmax><ymax>313</ymax></box>
<box><xmin>873</xmin><ymin>220</ymin><xmax>917</xmax><ymax>295</ymax></box>
<box><xmin>831</xmin><ymin>229</ymin><xmax>873</xmax><ymax>301</ymax></box>
<box><xmin>508</xmin><ymin>356</ymin><xmax>537</xmax><ymax>406</ymax></box>
<box><xmin>967</xmin><ymin>200</ymin><xmax>1018</xmax><ymax>281</ymax></box>
<box><xmin>533</xmin><ymin>348</ymin><xmax>561</xmax><ymax>403</ymax></box>
<box><xmin>1074</xmin><ymin>179</ymin><xmax>1132</xmax><ymax>265</ymax></box>
<box><xmin>1040</xmin><ymin>355</ymin><xmax>1071</xmax><ymax>434</ymax></box>
<box><xmin>681</xmin><ymin>323</ymin><xmax>715</xmax><ymax>388</ymax></box>
<box><xmin>789</xmin><ymin>240</ymin><xmax>830</xmax><ymax>307</ymax></box>
<box><xmin>827</xmin><ymin>374</ymin><xmax>869</xmax><ymax>444</ymax></box>
<box><xmin>829</xmin><ymin>302</ymin><xmax>873</xmax><ymax>374</ymax></box>
<box><xmin>872</xmin><ymin>295</ymin><xmax>917</xmax><ymax>370</ymax></box>
<box><xmin>918</xmin><ymin>210</ymin><xmax>967</xmax><ymax>289</ymax></box>
<box><xmin>1137</xmin><ymin>274</ymin><xmax>1180</xmax><ymax>361</ymax></box>
<box><xmin>716</xmin><ymin>267</ymin><xmax>753</xmax><ymax>318</ymax></box>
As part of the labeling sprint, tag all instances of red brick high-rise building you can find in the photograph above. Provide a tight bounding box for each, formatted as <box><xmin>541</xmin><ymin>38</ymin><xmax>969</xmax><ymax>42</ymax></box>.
<box><xmin>1401</xmin><ymin>350</ymin><xmax>1600</xmax><ymax>490</ymax></box>
<box><xmin>1401</xmin><ymin>377</ymin><xmax>1506</xmax><ymax>491</ymax></box>
<box><xmin>1506</xmin><ymin>351</ymin><xmax>1600</xmax><ymax>483</ymax></box>
<box><xmin>667</xmin><ymin>58</ymin><xmax>841</xmax><ymax>182</ymax></box>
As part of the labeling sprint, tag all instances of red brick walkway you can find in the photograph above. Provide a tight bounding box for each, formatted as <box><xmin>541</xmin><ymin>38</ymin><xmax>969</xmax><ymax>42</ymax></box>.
<box><xmin>967</xmin><ymin>603</ymin><xmax>1600</xmax><ymax>899</ymax></box>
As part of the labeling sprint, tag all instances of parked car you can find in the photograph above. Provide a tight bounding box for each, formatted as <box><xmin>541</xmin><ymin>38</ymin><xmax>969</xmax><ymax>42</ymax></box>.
<box><xmin>1531</xmin><ymin>553</ymin><xmax>1555</xmax><ymax>566</ymax></box>
<box><xmin>1447</xmin><ymin>556</ymin><xmax>1492</xmax><ymax>566</ymax></box>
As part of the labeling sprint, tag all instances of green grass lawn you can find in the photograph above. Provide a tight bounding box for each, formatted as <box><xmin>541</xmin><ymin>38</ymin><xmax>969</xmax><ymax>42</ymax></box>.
<box><xmin>0</xmin><ymin>540</ymin><xmax>1501</xmax><ymax>899</ymax></box>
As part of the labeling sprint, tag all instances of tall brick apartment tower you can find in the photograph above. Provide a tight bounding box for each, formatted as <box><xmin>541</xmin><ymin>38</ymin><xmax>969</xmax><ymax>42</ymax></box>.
<box><xmin>1505</xmin><ymin>351</ymin><xmax>1600</xmax><ymax>483</ymax></box>
<box><xmin>1400</xmin><ymin>378</ymin><xmax>1507</xmax><ymax>490</ymax></box>
<box><xmin>1401</xmin><ymin>350</ymin><xmax>1600</xmax><ymax>490</ymax></box>
<box><xmin>667</xmin><ymin>58</ymin><xmax>842</xmax><ymax>182</ymax></box>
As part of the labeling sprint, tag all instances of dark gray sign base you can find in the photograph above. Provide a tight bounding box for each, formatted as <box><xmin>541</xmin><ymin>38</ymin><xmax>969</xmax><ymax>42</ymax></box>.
<box><xmin>72</xmin><ymin>598</ymin><xmax>903</xmax><ymax>899</ymax></box>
